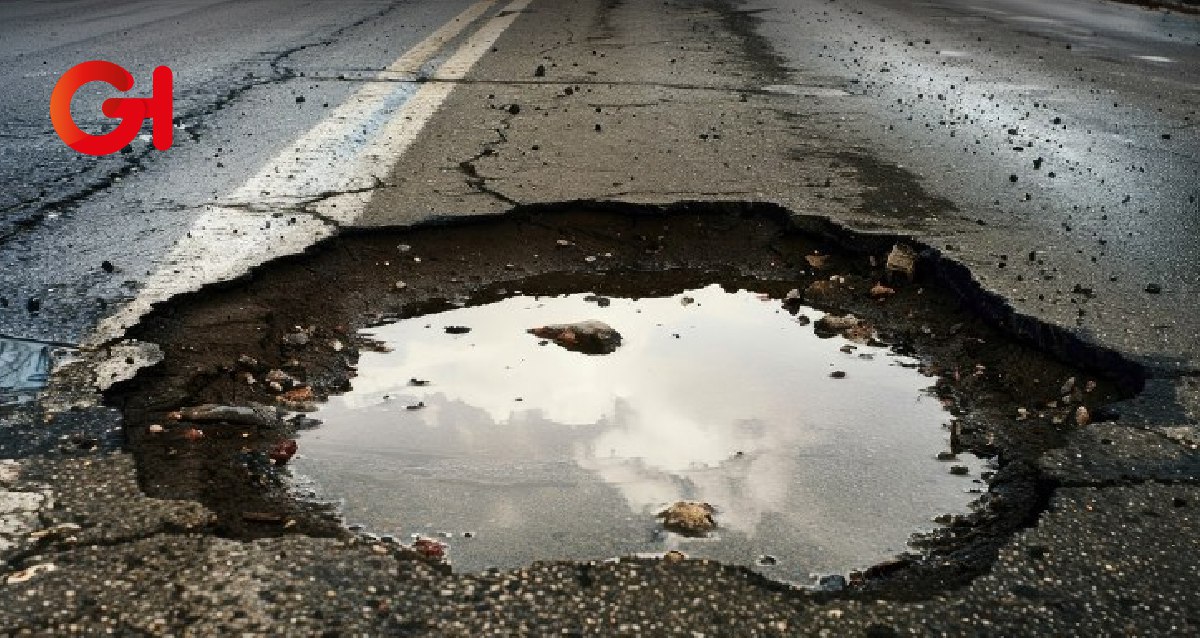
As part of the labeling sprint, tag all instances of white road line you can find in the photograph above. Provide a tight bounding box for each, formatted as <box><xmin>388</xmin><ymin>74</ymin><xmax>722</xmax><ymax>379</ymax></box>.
<box><xmin>86</xmin><ymin>0</ymin><xmax>531</xmax><ymax>347</ymax></box>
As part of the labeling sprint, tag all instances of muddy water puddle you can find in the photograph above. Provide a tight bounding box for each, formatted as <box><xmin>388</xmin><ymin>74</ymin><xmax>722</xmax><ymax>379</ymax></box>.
<box><xmin>292</xmin><ymin>284</ymin><xmax>983</xmax><ymax>582</ymax></box>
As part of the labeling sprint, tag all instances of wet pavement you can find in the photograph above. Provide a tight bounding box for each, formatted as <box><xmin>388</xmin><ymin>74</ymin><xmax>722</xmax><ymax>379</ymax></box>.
<box><xmin>1</xmin><ymin>0</ymin><xmax>1199</xmax><ymax>634</ymax></box>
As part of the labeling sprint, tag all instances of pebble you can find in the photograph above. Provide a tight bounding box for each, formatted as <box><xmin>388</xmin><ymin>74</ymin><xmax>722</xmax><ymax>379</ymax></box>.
<box><xmin>1075</xmin><ymin>406</ymin><xmax>1091</xmax><ymax>426</ymax></box>
<box><xmin>816</xmin><ymin>574</ymin><xmax>848</xmax><ymax>592</ymax></box>
<box><xmin>885</xmin><ymin>244</ymin><xmax>917</xmax><ymax>280</ymax></box>
<box><xmin>870</xmin><ymin>283</ymin><xmax>896</xmax><ymax>298</ymax></box>
<box><xmin>6</xmin><ymin>564</ymin><xmax>56</xmax><ymax>585</ymax></box>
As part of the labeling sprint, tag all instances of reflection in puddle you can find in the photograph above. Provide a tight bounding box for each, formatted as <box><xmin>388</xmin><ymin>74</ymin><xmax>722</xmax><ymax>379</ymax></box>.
<box><xmin>0</xmin><ymin>338</ymin><xmax>54</xmax><ymax>403</ymax></box>
<box><xmin>293</xmin><ymin>285</ymin><xmax>982</xmax><ymax>582</ymax></box>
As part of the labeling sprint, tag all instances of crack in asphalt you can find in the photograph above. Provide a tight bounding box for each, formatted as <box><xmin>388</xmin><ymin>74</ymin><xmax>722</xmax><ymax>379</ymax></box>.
<box><xmin>214</xmin><ymin>179</ymin><xmax>396</xmax><ymax>228</ymax></box>
<box><xmin>456</xmin><ymin>112</ymin><xmax>522</xmax><ymax>207</ymax></box>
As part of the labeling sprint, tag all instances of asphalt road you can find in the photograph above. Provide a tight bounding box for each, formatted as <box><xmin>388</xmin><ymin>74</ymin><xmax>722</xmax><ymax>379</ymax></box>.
<box><xmin>1</xmin><ymin>0</ymin><xmax>1199</xmax><ymax>635</ymax></box>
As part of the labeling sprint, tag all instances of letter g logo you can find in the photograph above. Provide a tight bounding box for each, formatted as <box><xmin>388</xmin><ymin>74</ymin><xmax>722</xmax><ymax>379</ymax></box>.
<box><xmin>50</xmin><ymin>60</ymin><xmax>173</xmax><ymax>156</ymax></box>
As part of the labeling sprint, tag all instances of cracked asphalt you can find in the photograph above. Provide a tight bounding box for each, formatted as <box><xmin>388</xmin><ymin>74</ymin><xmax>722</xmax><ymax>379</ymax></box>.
<box><xmin>1</xmin><ymin>0</ymin><xmax>1199</xmax><ymax>635</ymax></box>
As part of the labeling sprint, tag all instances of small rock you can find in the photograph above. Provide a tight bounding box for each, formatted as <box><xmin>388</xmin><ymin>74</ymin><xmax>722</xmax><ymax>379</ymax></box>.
<box><xmin>508</xmin><ymin>104</ymin><xmax>520</xmax><ymax>115</ymax></box>
<box><xmin>885</xmin><ymin>244</ymin><xmax>918</xmax><ymax>281</ymax></box>
<box><xmin>869</xmin><ymin>283</ymin><xmax>896</xmax><ymax>298</ymax></box>
<box><xmin>265</xmin><ymin>369</ymin><xmax>295</xmax><ymax>387</ymax></box>
<box><xmin>534</xmin><ymin>64</ymin><xmax>546</xmax><ymax>77</ymax></box>
<box><xmin>663</xmin><ymin>550</ymin><xmax>687</xmax><ymax>563</ymax></box>
<box><xmin>6</xmin><ymin>564</ymin><xmax>56</xmax><ymax>584</ymax></box>
<box><xmin>1074</xmin><ymin>406</ymin><xmax>1091</xmax><ymax>426</ymax></box>
<box><xmin>409</xmin><ymin>378</ymin><xmax>430</xmax><ymax>386</ymax></box>
<box><xmin>176</xmin><ymin>404</ymin><xmax>279</xmax><ymax>429</ymax></box>
<box><xmin>816</xmin><ymin>574</ymin><xmax>847</xmax><ymax>592</ymax></box>
<box><xmin>657</xmin><ymin>501</ymin><xmax>716</xmax><ymax>536</ymax></box>
<box><xmin>269</xmin><ymin>439</ymin><xmax>298</xmax><ymax>465</ymax></box>
<box><xmin>756</xmin><ymin>555</ymin><xmax>778</xmax><ymax>566</ymax></box>
<box><xmin>804</xmin><ymin>280</ymin><xmax>836</xmax><ymax>298</ymax></box>
<box><xmin>282</xmin><ymin>330</ymin><xmax>311</xmax><ymax>346</ymax></box>
<box><xmin>936</xmin><ymin>451</ymin><xmax>956</xmax><ymax>461</ymax></box>
<box><xmin>804</xmin><ymin>253</ymin><xmax>829</xmax><ymax>270</ymax></box>
<box><xmin>528</xmin><ymin>320</ymin><xmax>622</xmax><ymax>355</ymax></box>
<box><xmin>814</xmin><ymin>313</ymin><xmax>867</xmax><ymax>340</ymax></box>
<box><xmin>26</xmin><ymin>298</ymin><xmax>40</xmax><ymax>313</ymax></box>
<box><xmin>406</xmin><ymin>401</ymin><xmax>426</xmax><ymax>411</ymax></box>
<box><xmin>949</xmin><ymin>465</ymin><xmax>969</xmax><ymax>476</ymax></box>
<box><xmin>101</xmin><ymin>260</ymin><xmax>115</xmax><ymax>273</ymax></box>
<box><xmin>1145</xmin><ymin>283</ymin><xmax>1162</xmax><ymax>294</ymax></box>
<box><xmin>445</xmin><ymin>326</ymin><xmax>471</xmax><ymax>335</ymax></box>
<box><xmin>412</xmin><ymin>537</ymin><xmax>446</xmax><ymax>560</ymax></box>
<box><xmin>830</xmin><ymin>370</ymin><xmax>846</xmax><ymax>379</ymax></box>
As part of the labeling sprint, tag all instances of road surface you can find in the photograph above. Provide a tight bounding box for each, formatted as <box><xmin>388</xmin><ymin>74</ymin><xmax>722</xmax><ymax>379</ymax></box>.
<box><xmin>1</xmin><ymin>0</ymin><xmax>1198</xmax><ymax>634</ymax></box>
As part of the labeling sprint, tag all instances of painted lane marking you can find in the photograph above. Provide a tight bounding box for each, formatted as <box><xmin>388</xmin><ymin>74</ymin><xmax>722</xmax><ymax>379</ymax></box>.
<box><xmin>87</xmin><ymin>0</ymin><xmax>532</xmax><ymax>347</ymax></box>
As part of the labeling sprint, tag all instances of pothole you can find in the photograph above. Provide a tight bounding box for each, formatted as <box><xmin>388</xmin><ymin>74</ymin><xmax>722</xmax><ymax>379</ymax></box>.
<box><xmin>107</xmin><ymin>206</ymin><xmax>1132</xmax><ymax>595</ymax></box>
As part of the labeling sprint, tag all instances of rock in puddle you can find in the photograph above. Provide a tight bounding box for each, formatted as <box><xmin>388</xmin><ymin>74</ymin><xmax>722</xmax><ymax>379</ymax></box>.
<box><xmin>813</xmin><ymin>313</ymin><xmax>874</xmax><ymax>343</ymax></box>
<box><xmin>657</xmin><ymin>501</ymin><xmax>717</xmax><ymax>536</ymax></box>
<box><xmin>528</xmin><ymin>320</ymin><xmax>622</xmax><ymax>355</ymax></box>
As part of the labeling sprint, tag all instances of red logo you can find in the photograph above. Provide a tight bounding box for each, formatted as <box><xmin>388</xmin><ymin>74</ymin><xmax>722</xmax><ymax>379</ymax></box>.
<box><xmin>50</xmin><ymin>60</ymin><xmax>173</xmax><ymax>156</ymax></box>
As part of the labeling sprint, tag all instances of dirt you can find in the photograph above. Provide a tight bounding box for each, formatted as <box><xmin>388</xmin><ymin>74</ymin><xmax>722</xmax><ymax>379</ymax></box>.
<box><xmin>105</xmin><ymin>204</ymin><xmax>1136</xmax><ymax>598</ymax></box>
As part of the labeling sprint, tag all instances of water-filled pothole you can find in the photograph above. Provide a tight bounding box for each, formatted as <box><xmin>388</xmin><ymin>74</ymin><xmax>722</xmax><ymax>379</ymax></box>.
<box><xmin>293</xmin><ymin>284</ymin><xmax>982</xmax><ymax>581</ymax></box>
<box><xmin>109</xmin><ymin>207</ymin><xmax>1129</xmax><ymax>595</ymax></box>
